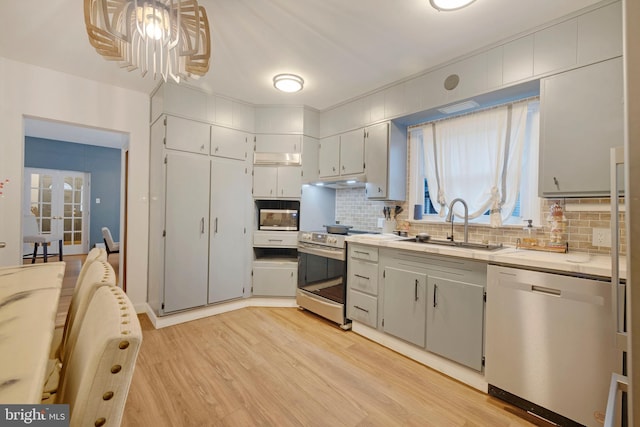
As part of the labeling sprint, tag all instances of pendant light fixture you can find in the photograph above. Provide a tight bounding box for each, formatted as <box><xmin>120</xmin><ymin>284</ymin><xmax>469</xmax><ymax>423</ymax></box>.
<box><xmin>430</xmin><ymin>0</ymin><xmax>476</xmax><ymax>11</ymax></box>
<box><xmin>273</xmin><ymin>74</ymin><xmax>304</xmax><ymax>93</ymax></box>
<box><xmin>84</xmin><ymin>0</ymin><xmax>211</xmax><ymax>83</ymax></box>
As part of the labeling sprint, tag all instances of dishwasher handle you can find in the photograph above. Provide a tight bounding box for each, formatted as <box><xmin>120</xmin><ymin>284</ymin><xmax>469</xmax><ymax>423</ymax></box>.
<box><xmin>531</xmin><ymin>285</ymin><xmax>561</xmax><ymax>296</ymax></box>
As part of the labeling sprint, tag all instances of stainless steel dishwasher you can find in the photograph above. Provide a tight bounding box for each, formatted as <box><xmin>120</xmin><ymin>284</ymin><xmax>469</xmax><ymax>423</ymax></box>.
<box><xmin>485</xmin><ymin>265</ymin><xmax>620</xmax><ymax>427</ymax></box>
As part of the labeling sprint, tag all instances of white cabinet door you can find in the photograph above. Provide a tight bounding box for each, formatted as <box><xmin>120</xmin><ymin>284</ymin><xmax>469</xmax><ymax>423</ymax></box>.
<box><xmin>252</xmin><ymin>262</ymin><xmax>297</xmax><ymax>297</ymax></box>
<box><xmin>502</xmin><ymin>35</ymin><xmax>534</xmax><ymax>84</ymax></box>
<box><xmin>365</xmin><ymin>122</ymin><xmax>389</xmax><ymax>199</ymax></box>
<box><xmin>253</xmin><ymin>166</ymin><xmax>300</xmax><ymax>198</ymax></box>
<box><xmin>340</xmin><ymin>128</ymin><xmax>365</xmax><ymax>176</ymax></box>
<box><xmin>301</xmin><ymin>136</ymin><xmax>319</xmax><ymax>184</ymax></box>
<box><xmin>577</xmin><ymin>1</ymin><xmax>622</xmax><ymax>66</ymax></box>
<box><xmin>318</xmin><ymin>135</ymin><xmax>340</xmax><ymax>178</ymax></box>
<box><xmin>209</xmin><ymin>157</ymin><xmax>247</xmax><ymax>303</ymax></box>
<box><xmin>163</xmin><ymin>151</ymin><xmax>210</xmax><ymax>313</ymax></box>
<box><xmin>165</xmin><ymin>115</ymin><xmax>210</xmax><ymax>155</ymax></box>
<box><xmin>252</xmin><ymin>166</ymin><xmax>278</xmax><ymax>198</ymax></box>
<box><xmin>255</xmin><ymin>134</ymin><xmax>302</xmax><ymax>153</ymax></box>
<box><xmin>382</xmin><ymin>266</ymin><xmax>427</xmax><ymax>347</ymax></box>
<box><xmin>277</xmin><ymin>166</ymin><xmax>302</xmax><ymax>198</ymax></box>
<box><xmin>426</xmin><ymin>276</ymin><xmax>485</xmax><ymax>371</ymax></box>
<box><xmin>539</xmin><ymin>57</ymin><xmax>623</xmax><ymax>196</ymax></box>
<box><xmin>533</xmin><ymin>18</ymin><xmax>577</xmax><ymax>76</ymax></box>
<box><xmin>210</xmin><ymin>125</ymin><xmax>248</xmax><ymax>161</ymax></box>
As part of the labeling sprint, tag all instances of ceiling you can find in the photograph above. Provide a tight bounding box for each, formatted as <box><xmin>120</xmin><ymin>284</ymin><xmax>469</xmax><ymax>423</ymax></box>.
<box><xmin>1</xmin><ymin>0</ymin><xmax>602</xmax><ymax>113</ymax></box>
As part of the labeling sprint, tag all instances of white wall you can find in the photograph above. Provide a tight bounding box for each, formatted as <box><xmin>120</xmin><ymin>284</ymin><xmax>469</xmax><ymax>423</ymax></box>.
<box><xmin>0</xmin><ymin>57</ymin><xmax>150</xmax><ymax>309</ymax></box>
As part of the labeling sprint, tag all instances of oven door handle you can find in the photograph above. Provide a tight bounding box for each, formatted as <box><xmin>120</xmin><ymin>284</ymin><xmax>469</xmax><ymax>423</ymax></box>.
<box><xmin>297</xmin><ymin>244</ymin><xmax>345</xmax><ymax>261</ymax></box>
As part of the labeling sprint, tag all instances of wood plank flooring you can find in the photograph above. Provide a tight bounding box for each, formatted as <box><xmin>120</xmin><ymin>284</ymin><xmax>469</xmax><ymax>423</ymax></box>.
<box><xmin>121</xmin><ymin>308</ymin><xmax>539</xmax><ymax>427</ymax></box>
<box><xmin>49</xmin><ymin>255</ymin><xmax>541</xmax><ymax>426</ymax></box>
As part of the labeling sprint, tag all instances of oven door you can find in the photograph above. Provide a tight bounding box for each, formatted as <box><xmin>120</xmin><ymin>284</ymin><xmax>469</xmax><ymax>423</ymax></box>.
<box><xmin>297</xmin><ymin>243</ymin><xmax>349</xmax><ymax>328</ymax></box>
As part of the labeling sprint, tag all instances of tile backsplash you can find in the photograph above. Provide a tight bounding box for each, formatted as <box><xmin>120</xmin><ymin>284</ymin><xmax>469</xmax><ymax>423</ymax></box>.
<box><xmin>335</xmin><ymin>188</ymin><xmax>625</xmax><ymax>255</ymax></box>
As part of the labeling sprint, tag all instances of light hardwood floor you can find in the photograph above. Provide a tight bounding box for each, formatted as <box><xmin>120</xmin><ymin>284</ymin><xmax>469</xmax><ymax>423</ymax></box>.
<box><xmin>121</xmin><ymin>308</ymin><xmax>541</xmax><ymax>427</ymax></box>
<box><xmin>52</xmin><ymin>257</ymin><xmax>541</xmax><ymax>426</ymax></box>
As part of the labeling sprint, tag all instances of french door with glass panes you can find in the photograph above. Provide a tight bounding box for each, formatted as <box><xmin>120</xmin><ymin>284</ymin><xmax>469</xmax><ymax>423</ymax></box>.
<box><xmin>23</xmin><ymin>168</ymin><xmax>90</xmax><ymax>255</ymax></box>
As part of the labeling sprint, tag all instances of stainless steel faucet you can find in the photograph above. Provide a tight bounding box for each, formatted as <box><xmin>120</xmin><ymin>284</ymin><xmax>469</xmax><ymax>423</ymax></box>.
<box><xmin>445</xmin><ymin>198</ymin><xmax>469</xmax><ymax>243</ymax></box>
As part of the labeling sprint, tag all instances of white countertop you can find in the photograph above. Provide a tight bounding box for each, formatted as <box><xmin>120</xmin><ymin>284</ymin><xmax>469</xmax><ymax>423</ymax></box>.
<box><xmin>346</xmin><ymin>234</ymin><xmax>626</xmax><ymax>280</ymax></box>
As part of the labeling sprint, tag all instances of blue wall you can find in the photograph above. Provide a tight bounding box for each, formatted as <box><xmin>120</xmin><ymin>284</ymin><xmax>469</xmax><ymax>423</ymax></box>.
<box><xmin>24</xmin><ymin>137</ymin><xmax>121</xmax><ymax>249</ymax></box>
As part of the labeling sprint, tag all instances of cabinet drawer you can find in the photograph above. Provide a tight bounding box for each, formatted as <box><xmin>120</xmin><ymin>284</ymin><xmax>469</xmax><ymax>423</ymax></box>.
<box><xmin>349</xmin><ymin>245</ymin><xmax>379</xmax><ymax>262</ymax></box>
<box><xmin>347</xmin><ymin>290</ymin><xmax>378</xmax><ymax>328</ymax></box>
<box><xmin>253</xmin><ymin>231</ymin><xmax>298</xmax><ymax>247</ymax></box>
<box><xmin>348</xmin><ymin>259</ymin><xmax>378</xmax><ymax>295</ymax></box>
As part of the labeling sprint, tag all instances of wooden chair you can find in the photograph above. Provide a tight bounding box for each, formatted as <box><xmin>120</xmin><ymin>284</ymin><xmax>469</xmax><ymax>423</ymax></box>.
<box><xmin>52</xmin><ymin>286</ymin><xmax>142</xmax><ymax>427</ymax></box>
<box><xmin>23</xmin><ymin>214</ymin><xmax>63</xmax><ymax>263</ymax></box>
<box><xmin>101</xmin><ymin>227</ymin><xmax>120</xmax><ymax>256</ymax></box>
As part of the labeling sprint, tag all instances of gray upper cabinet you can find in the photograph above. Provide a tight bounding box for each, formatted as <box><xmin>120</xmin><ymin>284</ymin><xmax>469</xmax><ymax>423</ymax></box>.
<box><xmin>254</xmin><ymin>134</ymin><xmax>302</xmax><ymax>153</ymax></box>
<box><xmin>318</xmin><ymin>130</ymin><xmax>365</xmax><ymax>178</ymax></box>
<box><xmin>533</xmin><ymin>19</ymin><xmax>577</xmax><ymax>76</ymax></box>
<box><xmin>577</xmin><ymin>1</ymin><xmax>622</xmax><ymax>66</ymax></box>
<box><xmin>502</xmin><ymin>35</ymin><xmax>534</xmax><ymax>85</ymax></box>
<box><xmin>165</xmin><ymin>116</ymin><xmax>210</xmax><ymax>155</ymax></box>
<box><xmin>210</xmin><ymin>125</ymin><xmax>248</xmax><ymax>160</ymax></box>
<box><xmin>365</xmin><ymin>122</ymin><xmax>407</xmax><ymax>201</ymax></box>
<box><xmin>539</xmin><ymin>56</ymin><xmax>623</xmax><ymax>197</ymax></box>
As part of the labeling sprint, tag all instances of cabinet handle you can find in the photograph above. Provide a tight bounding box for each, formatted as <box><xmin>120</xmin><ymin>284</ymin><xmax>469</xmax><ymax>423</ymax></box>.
<box><xmin>553</xmin><ymin>176</ymin><xmax>560</xmax><ymax>190</ymax></box>
<box><xmin>201</xmin><ymin>217</ymin><xmax>205</xmax><ymax>234</ymax></box>
<box><xmin>214</xmin><ymin>146</ymin><xmax>219</xmax><ymax>152</ymax></box>
<box><xmin>531</xmin><ymin>285</ymin><xmax>561</xmax><ymax>296</ymax></box>
<box><xmin>342</xmin><ymin>165</ymin><xmax>345</xmax><ymax>171</ymax></box>
<box><xmin>291</xmin><ymin>271</ymin><xmax>294</xmax><ymax>277</ymax></box>
<box><xmin>201</xmin><ymin>144</ymin><xmax>206</xmax><ymax>151</ymax></box>
<box><xmin>214</xmin><ymin>217</ymin><xmax>218</xmax><ymax>234</ymax></box>
<box><xmin>433</xmin><ymin>284</ymin><xmax>438</xmax><ymax>307</ymax></box>
<box><xmin>268</xmin><ymin>239</ymin><xmax>283</xmax><ymax>242</ymax></box>
<box><xmin>354</xmin><ymin>305</ymin><xmax>369</xmax><ymax>313</ymax></box>
<box><xmin>415</xmin><ymin>279</ymin><xmax>419</xmax><ymax>301</ymax></box>
<box><xmin>354</xmin><ymin>274</ymin><xmax>370</xmax><ymax>280</ymax></box>
<box><xmin>354</xmin><ymin>250</ymin><xmax>370</xmax><ymax>256</ymax></box>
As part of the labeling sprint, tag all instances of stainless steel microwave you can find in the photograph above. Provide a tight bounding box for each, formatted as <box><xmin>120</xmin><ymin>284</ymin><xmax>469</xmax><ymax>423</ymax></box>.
<box><xmin>258</xmin><ymin>208</ymin><xmax>299</xmax><ymax>231</ymax></box>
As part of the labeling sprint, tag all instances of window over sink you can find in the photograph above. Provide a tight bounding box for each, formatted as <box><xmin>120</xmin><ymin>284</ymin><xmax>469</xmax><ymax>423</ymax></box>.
<box><xmin>409</xmin><ymin>98</ymin><xmax>540</xmax><ymax>227</ymax></box>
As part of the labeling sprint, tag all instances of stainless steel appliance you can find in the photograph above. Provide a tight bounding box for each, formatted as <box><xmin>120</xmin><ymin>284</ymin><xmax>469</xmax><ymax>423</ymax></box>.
<box><xmin>486</xmin><ymin>265</ymin><xmax>618</xmax><ymax>426</ymax></box>
<box><xmin>259</xmin><ymin>209</ymin><xmax>299</xmax><ymax>231</ymax></box>
<box><xmin>256</xmin><ymin>200</ymin><xmax>300</xmax><ymax>231</ymax></box>
<box><xmin>296</xmin><ymin>230</ymin><xmax>349</xmax><ymax>329</ymax></box>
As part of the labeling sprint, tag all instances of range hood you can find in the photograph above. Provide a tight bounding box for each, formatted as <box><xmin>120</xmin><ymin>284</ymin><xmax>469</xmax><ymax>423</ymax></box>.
<box><xmin>253</xmin><ymin>152</ymin><xmax>301</xmax><ymax>166</ymax></box>
<box><xmin>314</xmin><ymin>173</ymin><xmax>367</xmax><ymax>189</ymax></box>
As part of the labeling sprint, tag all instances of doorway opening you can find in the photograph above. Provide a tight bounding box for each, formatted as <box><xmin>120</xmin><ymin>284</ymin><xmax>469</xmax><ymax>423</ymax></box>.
<box><xmin>22</xmin><ymin>117</ymin><xmax>129</xmax><ymax>287</ymax></box>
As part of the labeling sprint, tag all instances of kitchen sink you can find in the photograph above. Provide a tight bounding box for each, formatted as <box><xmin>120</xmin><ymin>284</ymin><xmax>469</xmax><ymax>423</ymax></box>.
<box><xmin>399</xmin><ymin>237</ymin><xmax>504</xmax><ymax>251</ymax></box>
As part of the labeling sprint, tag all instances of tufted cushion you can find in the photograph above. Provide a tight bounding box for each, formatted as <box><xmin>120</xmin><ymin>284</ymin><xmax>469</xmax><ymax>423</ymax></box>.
<box><xmin>54</xmin><ymin>286</ymin><xmax>142</xmax><ymax>427</ymax></box>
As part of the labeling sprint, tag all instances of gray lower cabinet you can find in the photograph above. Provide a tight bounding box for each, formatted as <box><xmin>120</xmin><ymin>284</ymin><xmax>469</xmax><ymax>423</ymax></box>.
<box><xmin>426</xmin><ymin>276</ymin><xmax>485</xmax><ymax>371</ymax></box>
<box><xmin>346</xmin><ymin>244</ymin><xmax>379</xmax><ymax>328</ymax></box>
<box><xmin>378</xmin><ymin>249</ymin><xmax>487</xmax><ymax>371</ymax></box>
<box><xmin>382</xmin><ymin>266</ymin><xmax>427</xmax><ymax>348</ymax></box>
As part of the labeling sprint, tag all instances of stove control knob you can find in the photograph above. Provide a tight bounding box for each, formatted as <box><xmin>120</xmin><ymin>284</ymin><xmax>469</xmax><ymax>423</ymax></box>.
<box><xmin>301</xmin><ymin>233</ymin><xmax>311</xmax><ymax>241</ymax></box>
<box><xmin>327</xmin><ymin>236</ymin><xmax>337</xmax><ymax>244</ymax></box>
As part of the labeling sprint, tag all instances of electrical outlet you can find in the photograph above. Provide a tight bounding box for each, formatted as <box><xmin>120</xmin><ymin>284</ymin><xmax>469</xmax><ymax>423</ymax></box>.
<box><xmin>592</xmin><ymin>228</ymin><xmax>611</xmax><ymax>247</ymax></box>
<box><xmin>377</xmin><ymin>218</ymin><xmax>385</xmax><ymax>228</ymax></box>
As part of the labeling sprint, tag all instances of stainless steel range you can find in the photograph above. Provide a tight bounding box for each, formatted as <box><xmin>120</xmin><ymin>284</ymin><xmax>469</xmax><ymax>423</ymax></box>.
<box><xmin>296</xmin><ymin>231</ymin><xmax>350</xmax><ymax>329</ymax></box>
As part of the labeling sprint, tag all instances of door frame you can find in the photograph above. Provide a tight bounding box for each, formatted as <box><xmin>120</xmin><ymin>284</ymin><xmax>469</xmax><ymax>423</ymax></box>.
<box><xmin>22</xmin><ymin>167</ymin><xmax>91</xmax><ymax>256</ymax></box>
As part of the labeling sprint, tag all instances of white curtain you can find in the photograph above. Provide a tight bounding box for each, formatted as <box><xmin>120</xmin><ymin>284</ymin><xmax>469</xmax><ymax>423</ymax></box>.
<box><xmin>422</xmin><ymin>101</ymin><xmax>530</xmax><ymax>226</ymax></box>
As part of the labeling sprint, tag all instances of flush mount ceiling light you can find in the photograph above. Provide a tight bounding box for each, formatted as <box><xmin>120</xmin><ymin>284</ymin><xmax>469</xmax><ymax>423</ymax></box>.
<box><xmin>430</xmin><ymin>0</ymin><xmax>476</xmax><ymax>11</ymax></box>
<box><xmin>84</xmin><ymin>0</ymin><xmax>211</xmax><ymax>83</ymax></box>
<box><xmin>273</xmin><ymin>74</ymin><xmax>304</xmax><ymax>93</ymax></box>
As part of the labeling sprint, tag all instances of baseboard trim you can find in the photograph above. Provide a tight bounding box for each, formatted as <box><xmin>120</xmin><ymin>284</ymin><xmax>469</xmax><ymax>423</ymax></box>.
<box><xmin>144</xmin><ymin>297</ymin><xmax>298</xmax><ymax>329</ymax></box>
<box><xmin>352</xmin><ymin>321</ymin><xmax>488</xmax><ymax>392</ymax></box>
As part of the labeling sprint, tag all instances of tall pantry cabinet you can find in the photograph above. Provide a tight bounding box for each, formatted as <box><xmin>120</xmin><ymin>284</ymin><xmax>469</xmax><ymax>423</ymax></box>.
<box><xmin>148</xmin><ymin>86</ymin><xmax>252</xmax><ymax>316</ymax></box>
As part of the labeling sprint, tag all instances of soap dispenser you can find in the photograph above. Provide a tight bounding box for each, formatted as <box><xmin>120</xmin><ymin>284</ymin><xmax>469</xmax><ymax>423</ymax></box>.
<box><xmin>522</xmin><ymin>219</ymin><xmax>538</xmax><ymax>247</ymax></box>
